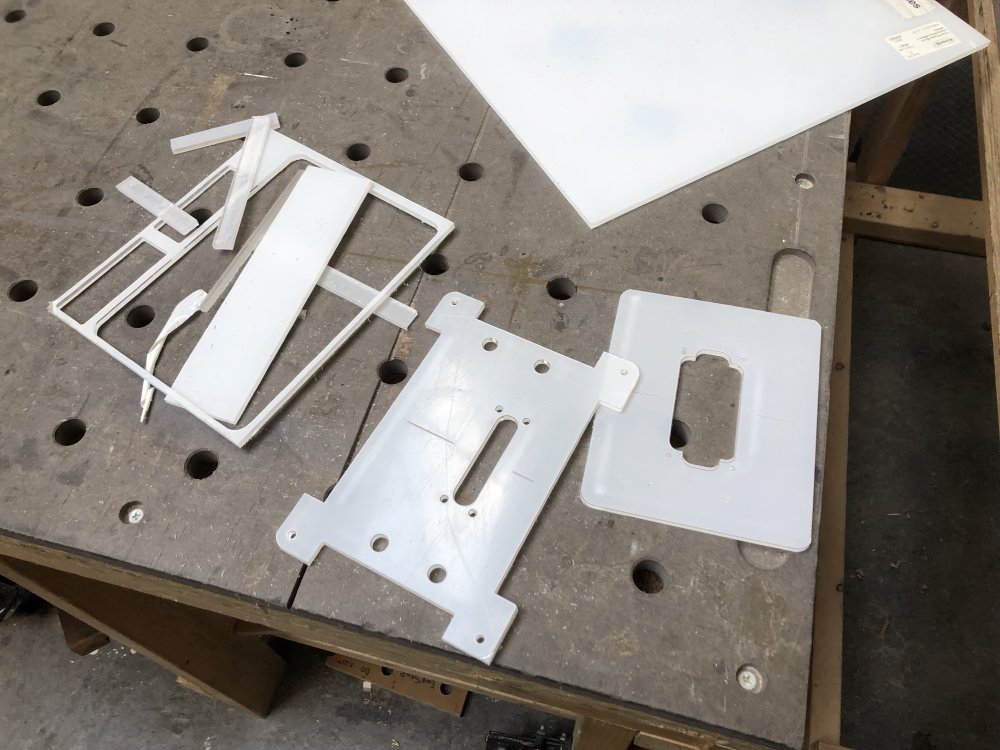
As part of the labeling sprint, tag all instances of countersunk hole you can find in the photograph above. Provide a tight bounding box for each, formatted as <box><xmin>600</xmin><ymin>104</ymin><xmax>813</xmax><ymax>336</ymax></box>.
<box><xmin>53</xmin><ymin>418</ymin><xmax>86</xmax><ymax>446</ymax></box>
<box><xmin>522</xmin><ymin>417</ymin><xmax>530</xmax><ymax>425</ymax></box>
<box><xmin>475</xmin><ymin>635</ymin><xmax>485</xmax><ymax>644</ymax></box>
<box><xmin>189</xmin><ymin>207</ymin><xmax>212</xmax><ymax>225</ymax></box>
<box><xmin>468</xmin><ymin>509</ymin><xmax>477</xmax><ymax>518</ymax></box>
<box><xmin>371</xmin><ymin>535</ymin><xmax>389</xmax><ymax>552</ymax></box>
<box><xmin>702</xmin><ymin>203</ymin><xmax>729</xmax><ymax>224</ymax></box>
<box><xmin>186</xmin><ymin>36</ymin><xmax>209</xmax><ymax>52</ymax></box>
<box><xmin>92</xmin><ymin>22</ymin><xmax>115</xmax><ymax>36</ymax></box>
<box><xmin>440</xmin><ymin>684</ymin><xmax>453</xmax><ymax>695</ymax></box>
<box><xmin>385</xmin><ymin>67</ymin><xmax>409</xmax><ymax>83</ymax></box>
<box><xmin>287</xmin><ymin>530</ymin><xmax>296</xmax><ymax>540</ymax></box>
<box><xmin>428</xmin><ymin>565</ymin><xmax>447</xmax><ymax>584</ymax></box>
<box><xmin>420</xmin><ymin>253</ymin><xmax>449</xmax><ymax>275</ymax></box>
<box><xmin>669</xmin><ymin>419</ymin><xmax>690</xmax><ymax>450</ymax></box>
<box><xmin>36</xmin><ymin>89</ymin><xmax>61</xmax><ymax>106</ymax></box>
<box><xmin>377</xmin><ymin>358</ymin><xmax>408</xmax><ymax>385</ymax></box>
<box><xmin>546</xmin><ymin>276</ymin><xmax>576</xmax><ymax>300</ymax></box>
<box><xmin>119</xmin><ymin>501</ymin><xmax>144</xmax><ymax>524</ymax></box>
<box><xmin>482</xmin><ymin>338</ymin><xmax>498</xmax><ymax>352</ymax></box>
<box><xmin>632</xmin><ymin>559</ymin><xmax>666</xmax><ymax>594</ymax></box>
<box><xmin>439</xmin><ymin>495</ymin><xmax>449</xmax><ymax>503</ymax></box>
<box><xmin>533</xmin><ymin>360</ymin><xmax>550</xmax><ymax>374</ymax></box>
<box><xmin>345</xmin><ymin>142</ymin><xmax>370</xmax><ymax>161</ymax></box>
<box><xmin>185</xmin><ymin>450</ymin><xmax>218</xmax><ymax>479</ymax></box>
<box><xmin>795</xmin><ymin>173</ymin><xmax>816</xmax><ymax>189</ymax></box>
<box><xmin>5</xmin><ymin>9</ymin><xmax>26</xmax><ymax>22</ymax></box>
<box><xmin>76</xmin><ymin>187</ymin><xmax>104</xmax><ymax>207</ymax></box>
<box><xmin>135</xmin><ymin>107</ymin><xmax>160</xmax><ymax>124</ymax></box>
<box><xmin>458</xmin><ymin>162</ymin><xmax>484</xmax><ymax>181</ymax></box>
<box><xmin>7</xmin><ymin>279</ymin><xmax>38</xmax><ymax>302</ymax></box>
<box><xmin>284</xmin><ymin>52</ymin><xmax>307</xmax><ymax>67</ymax></box>
<box><xmin>125</xmin><ymin>304</ymin><xmax>155</xmax><ymax>328</ymax></box>
<box><xmin>380</xmin><ymin>666</ymin><xmax>393</xmax><ymax>676</ymax></box>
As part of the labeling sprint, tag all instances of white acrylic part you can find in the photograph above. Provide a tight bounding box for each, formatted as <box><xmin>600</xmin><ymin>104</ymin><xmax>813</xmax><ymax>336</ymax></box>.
<box><xmin>116</xmin><ymin>176</ymin><xmax>199</xmax><ymax>236</ymax></box>
<box><xmin>276</xmin><ymin>292</ymin><xmax>639</xmax><ymax>664</ymax></box>
<box><xmin>171</xmin><ymin>166</ymin><xmax>373</xmax><ymax>425</ymax></box>
<box><xmin>316</xmin><ymin>268</ymin><xmax>417</xmax><ymax>330</ymax></box>
<box><xmin>580</xmin><ymin>291</ymin><xmax>822</xmax><ymax>553</ymax></box>
<box><xmin>402</xmin><ymin>0</ymin><xmax>988</xmax><ymax>228</ymax></box>
<box><xmin>169</xmin><ymin>113</ymin><xmax>280</xmax><ymax>155</ymax></box>
<box><xmin>48</xmin><ymin>130</ymin><xmax>454</xmax><ymax>447</ymax></box>
<box><xmin>213</xmin><ymin>115</ymin><xmax>272</xmax><ymax>250</ymax></box>
<box><xmin>140</xmin><ymin>290</ymin><xmax>207</xmax><ymax>423</ymax></box>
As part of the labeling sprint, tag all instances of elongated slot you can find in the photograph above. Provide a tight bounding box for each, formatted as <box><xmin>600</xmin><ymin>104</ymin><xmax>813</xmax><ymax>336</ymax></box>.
<box><xmin>454</xmin><ymin>418</ymin><xmax>518</xmax><ymax>506</ymax></box>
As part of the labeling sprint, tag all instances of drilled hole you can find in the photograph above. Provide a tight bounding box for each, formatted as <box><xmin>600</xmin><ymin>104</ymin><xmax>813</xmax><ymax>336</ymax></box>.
<box><xmin>53</xmin><ymin>418</ymin><xmax>86</xmax><ymax>446</ymax></box>
<box><xmin>92</xmin><ymin>22</ymin><xmax>114</xmax><ymax>36</ymax></box>
<box><xmin>795</xmin><ymin>173</ymin><xmax>816</xmax><ymax>189</ymax></box>
<box><xmin>632</xmin><ymin>559</ymin><xmax>666</xmax><ymax>594</ymax></box>
<box><xmin>475</xmin><ymin>635</ymin><xmax>485</xmax><ymax>644</ymax></box>
<box><xmin>702</xmin><ymin>203</ymin><xmax>729</xmax><ymax>224</ymax></box>
<box><xmin>189</xmin><ymin>207</ymin><xmax>212</xmax><ymax>225</ymax></box>
<box><xmin>135</xmin><ymin>107</ymin><xmax>160</xmax><ymax>124</ymax></box>
<box><xmin>76</xmin><ymin>187</ymin><xmax>104</xmax><ymax>207</ymax></box>
<box><xmin>125</xmin><ymin>304</ymin><xmax>155</xmax><ymax>328</ymax></box>
<box><xmin>284</xmin><ymin>52</ymin><xmax>307</xmax><ymax>67</ymax></box>
<box><xmin>377</xmin><ymin>358</ymin><xmax>408</xmax><ymax>385</ymax></box>
<box><xmin>345</xmin><ymin>142</ymin><xmax>370</xmax><ymax>161</ymax></box>
<box><xmin>5</xmin><ymin>9</ymin><xmax>26</xmax><ymax>22</ymax></box>
<box><xmin>385</xmin><ymin>67</ymin><xmax>409</xmax><ymax>83</ymax></box>
<box><xmin>185</xmin><ymin>450</ymin><xmax>218</xmax><ymax>479</ymax></box>
<box><xmin>420</xmin><ymin>253</ymin><xmax>449</xmax><ymax>275</ymax></box>
<box><xmin>546</xmin><ymin>276</ymin><xmax>576</xmax><ymax>300</ymax></box>
<box><xmin>458</xmin><ymin>162</ymin><xmax>484</xmax><ymax>181</ymax></box>
<box><xmin>371</xmin><ymin>535</ymin><xmax>389</xmax><ymax>552</ymax></box>
<box><xmin>669</xmin><ymin>419</ymin><xmax>690</xmax><ymax>449</ymax></box>
<box><xmin>7</xmin><ymin>279</ymin><xmax>37</xmax><ymax>302</ymax></box>
<box><xmin>482</xmin><ymin>338</ymin><xmax>498</xmax><ymax>352</ymax></box>
<box><xmin>36</xmin><ymin>90</ymin><xmax>61</xmax><ymax>107</ymax></box>
<box><xmin>533</xmin><ymin>360</ymin><xmax>550</xmax><ymax>374</ymax></box>
<box><xmin>439</xmin><ymin>684</ymin><xmax>453</xmax><ymax>695</ymax></box>
<box><xmin>428</xmin><ymin>565</ymin><xmax>447</xmax><ymax>584</ymax></box>
<box><xmin>380</xmin><ymin>666</ymin><xmax>393</xmax><ymax>676</ymax></box>
<box><xmin>186</xmin><ymin>36</ymin><xmax>209</xmax><ymax>52</ymax></box>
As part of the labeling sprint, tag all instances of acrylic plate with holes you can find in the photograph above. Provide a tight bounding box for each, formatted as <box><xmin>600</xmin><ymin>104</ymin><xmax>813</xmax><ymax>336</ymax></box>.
<box><xmin>276</xmin><ymin>292</ymin><xmax>639</xmax><ymax>664</ymax></box>
<box><xmin>402</xmin><ymin>0</ymin><xmax>988</xmax><ymax>227</ymax></box>
<box><xmin>581</xmin><ymin>291</ymin><xmax>821</xmax><ymax>552</ymax></box>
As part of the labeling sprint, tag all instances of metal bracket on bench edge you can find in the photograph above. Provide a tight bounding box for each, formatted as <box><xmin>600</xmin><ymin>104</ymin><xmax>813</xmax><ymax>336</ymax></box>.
<box><xmin>276</xmin><ymin>292</ymin><xmax>639</xmax><ymax>664</ymax></box>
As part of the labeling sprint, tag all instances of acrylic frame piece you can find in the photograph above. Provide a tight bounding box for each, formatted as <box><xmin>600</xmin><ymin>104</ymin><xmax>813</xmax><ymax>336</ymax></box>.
<box><xmin>49</xmin><ymin>130</ymin><xmax>454</xmax><ymax>447</ymax></box>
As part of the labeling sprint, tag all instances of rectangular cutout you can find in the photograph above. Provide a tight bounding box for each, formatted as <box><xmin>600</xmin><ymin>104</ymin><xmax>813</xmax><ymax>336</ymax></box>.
<box><xmin>670</xmin><ymin>354</ymin><xmax>742</xmax><ymax>468</ymax></box>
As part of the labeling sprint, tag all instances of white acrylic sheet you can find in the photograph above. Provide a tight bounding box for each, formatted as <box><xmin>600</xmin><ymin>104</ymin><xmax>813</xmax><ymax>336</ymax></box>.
<box><xmin>402</xmin><ymin>0</ymin><xmax>989</xmax><ymax>227</ymax></box>
<box><xmin>581</xmin><ymin>291</ymin><xmax>822</xmax><ymax>552</ymax></box>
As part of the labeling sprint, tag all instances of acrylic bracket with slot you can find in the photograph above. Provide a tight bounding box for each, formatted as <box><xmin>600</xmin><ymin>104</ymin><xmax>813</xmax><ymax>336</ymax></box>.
<box><xmin>581</xmin><ymin>290</ymin><xmax>822</xmax><ymax>552</ymax></box>
<box><xmin>276</xmin><ymin>292</ymin><xmax>639</xmax><ymax>664</ymax></box>
<box><xmin>49</xmin><ymin>129</ymin><xmax>453</xmax><ymax>447</ymax></box>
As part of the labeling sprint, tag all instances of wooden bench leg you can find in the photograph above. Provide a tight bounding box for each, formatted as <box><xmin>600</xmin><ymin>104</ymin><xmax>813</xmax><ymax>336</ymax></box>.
<box><xmin>0</xmin><ymin>555</ymin><xmax>285</xmax><ymax>717</ymax></box>
<box><xmin>572</xmin><ymin>716</ymin><xmax>637</xmax><ymax>750</ymax></box>
<box><xmin>57</xmin><ymin>608</ymin><xmax>110</xmax><ymax>655</ymax></box>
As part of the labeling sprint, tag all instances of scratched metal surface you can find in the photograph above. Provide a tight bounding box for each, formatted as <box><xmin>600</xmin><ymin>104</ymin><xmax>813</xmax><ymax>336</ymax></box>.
<box><xmin>0</xmin><ymin>2</ymin><xmax>846</xmax><ymax>746</ymax></box>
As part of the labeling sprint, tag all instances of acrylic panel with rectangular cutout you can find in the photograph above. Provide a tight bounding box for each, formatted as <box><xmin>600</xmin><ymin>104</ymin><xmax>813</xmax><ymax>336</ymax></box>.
<box><xmin>581</xmin><ymin>291</ymin><xmax>821</xmax><ymax>552</ymax></box>
<box><xmin>402</xmin><ymin>0</ymin><xmax>988</xmax><ymax>227</ymax></box>
<box><xmin>276</xmin><ymin>292</ymin><xmax>639</xmax><ymax>664</ymax></box>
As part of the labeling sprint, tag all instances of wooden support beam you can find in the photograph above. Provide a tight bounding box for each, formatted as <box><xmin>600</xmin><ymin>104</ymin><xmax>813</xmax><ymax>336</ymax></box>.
<box><xmin>0</xmin><ymin>555</ymin><xmax>286</xmax><ymax>717</ymax></box>
<box><xmin>853</xmin><ymin>71</ymin><xmax>943</xmax><ymax>185</ymax></box>
<box><xmin>843</xmin><ymin>180</ymin><xmax>986</xmax><ymax>256</ymax></box>
<box><xmin>969</xmin><ymin>0</ymin><xmax>1000</xmax><ymax>428</ymax></box>
<box><xmin>806</xmin><ymin>234</ymin><xmax>854</xmax><ymax>748</ymax></box>
<box><xmin>572</xmin><ymin>717</ymin><xmax>637</xmax><ymax>750</ymax></box>
<box><xmin>57</xmin><ymin>609</ymin><xmax>110</xmax><ymax>655</ymax></box>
